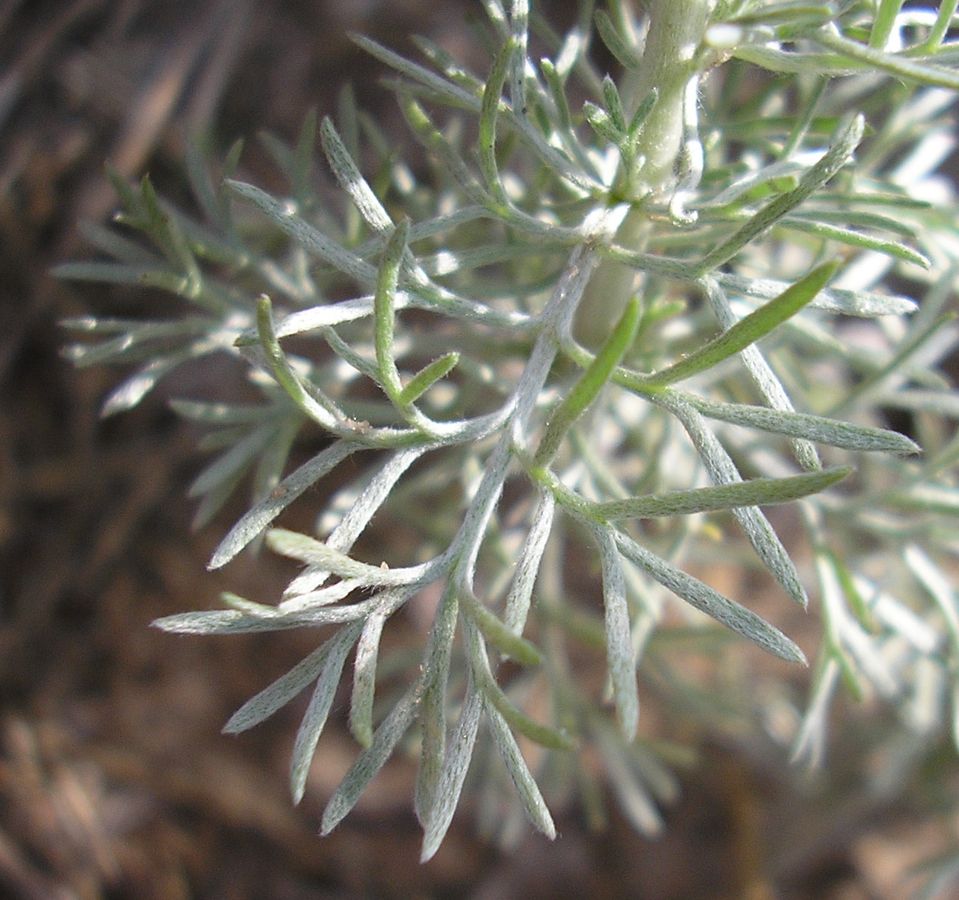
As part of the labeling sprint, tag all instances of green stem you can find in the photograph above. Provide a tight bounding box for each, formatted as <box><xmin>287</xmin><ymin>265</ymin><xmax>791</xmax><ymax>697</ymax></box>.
<box><xmin>575</xmin><ymin>0</ymin><xmax>714</xmax><ymax>348</ymax></box>
<box><xmin>624</xmin><ymin>0</ymin><xmax>713</xmax><ymax>196</ymax></box>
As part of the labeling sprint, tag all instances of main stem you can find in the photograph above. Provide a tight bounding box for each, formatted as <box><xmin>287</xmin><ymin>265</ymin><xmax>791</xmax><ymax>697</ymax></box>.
<box><xmin>574</xmin><ymin>0</ymin><xmax>714</xmax><ymax>347</ymax></box>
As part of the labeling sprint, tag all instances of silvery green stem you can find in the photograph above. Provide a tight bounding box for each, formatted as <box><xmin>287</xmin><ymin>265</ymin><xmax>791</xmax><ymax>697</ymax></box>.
<box><xmin>626</xmin><ymin>0</ymin><xmax>714</xmax><ymax>196</ymax></box>
<box><xmin>576</xmin><ymin>0</ymin><xmax>714</xmax><ymax>346</ymax></box>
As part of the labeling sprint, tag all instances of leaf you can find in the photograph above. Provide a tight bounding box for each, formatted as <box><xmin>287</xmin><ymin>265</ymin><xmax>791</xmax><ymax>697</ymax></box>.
<box><xmin>780</xmin><ymin>218</ymin><xmax>930</xmax><ymax>268</ymax></box>
<box><xmin>593</xmin><ymin>467</ymin><xmax>851</xmax><ymax>520</ymax></box>
<box><xmin>539</xmin><ymin>57</ymin><xmax>573</xmax><ymax>132</ymax></box>
<box><xmin>290</xmin><ymin>622</ymin><xmax>363</xmax><ymax>804</ymax></box>
<box><xmin>153</xmin><ymin>595</ymin><xmax>386</xmax><ymax>634</ymax></box>
<box><xmin>697</xmin><ymin>115</ymin><xmax>864</xmax><ymax>272</ymax></box>
<box><xmin>254</xmin><ymin>295</ymin><xmax>347</xmax><ymax>430</ymax></box>
<box><xmin>227</xmin><ymin>180</ymin><xmax>375</xmax><ymax>285</ymax></box>
<box><xmin>466</xmin><ymin>618</ymin><xmax>573</xmax><ymax>750</ymax></box>
<box><xmin>399</xmin><ymin>353</ymin><xmax>460</xmax><ymax>405</ymax></box>
<box><xmin>187</xmin><ymin>424</ymin><xmax>275</xmax><ymax>498</ymax></box>
<box><xmin>503</xmin><ymin>490</ymin><xmax>556</xmax><ymax>635</ymax></box>
<box><xmin>374</xmin><ymin>219</ymin><xmax>411</xmax><ymax>404</ymax></box>
<box><xmin>321</xmin><ymin>682</ymin><xmax>421</xmax><ymax>835</ymax></box>
<box><xmin>657</xmin><ymin>392</ymin><xmax>810</xmax><ymax>607</ymax></box>
<box><xmin>508</xmin><ymin>0</ymin><xmax>530</xmax><ymax>115</ymax></box>
<box><xmin>292</xmin><ymin>108</ymin><xmax>318</xmax><ymax>204</ymax></box>
<box><xmin>100</xmin><ymin>350</ymin><xmax>202</xmax><ymax>416</ymax></box>
<box><xmin>283</xmin><ymin>445</ymin><xmax>432</xmax><ymax>598</ymax></box>
<box><xmin>477</xmin><ymin>663</ymin><xmax>573</xmax><ymax>751</ymax></box>
<box><xmin>601</xmin><ymin>75</ymin><xmax>627</xmax><ymax>132</ymax></box>
<box><xmin>594</xmin><ymin>527</ymin><xmax>639</xmax><ymax>741</ymax></box>
<box><xmin>701</xmin><ymin>276</ymin><xmax>820</xmax><ymax>471</ymax></box>
<box><xmin>583</xmin><ymin>101</ymin><xmax>624</xmax><ymax>148</ymax></box>
<box><xmin>715</xmin><ymin>273</ymin><xmax>917</xmax><ymax>317</ymax></box>
<box><xmin>76</xmin><ymin>221</ymin><xmax>162</xmax><ymax>265</ymax></box>
<box><xmin>637</xmin><ymin>262</ymin><xmax>839</xmax><ymax>391</ymax></box>
<box><xmin>615</xmin><ymin>533</ymin><xmax>807</xmax><ymax>665</ymax></box>
<box><xmin>684</xmin><ymin>394</ymin><xmax>920</xmax><ymax>454</ymax></box>
<box><xmin>185</xmin><ymin>138</ymin><xmax>226</xmax><ymax>228</ymax></box>
<box><xmin>320</xmin><ymin>116</ymin><xmax>393</xmax><ymax>233</ymax></box>
<box><xmin>815</xmin><ymin>25</ymin><xmax>959</xmax><ymax>91</ymax></box>
<box><xmin>460</xmin><ymin>589</ymin><xmax>544</xmax><ymax>666</ymax></box>
<box><xmin>399</xmin><ymin>96</ymin><xmax>493</xmax><ymax>206</ymax></box>
<box><xmin>267</xmin><ymin>536</ymin><xmax>439</xmax><ymax>595</ymax></box>
<box><xmin>479</xmin><ymin>37</ymin><xmax>517</xmax><ymax>207</ymax></box>
<box><xmin>152</xmin><ymin>609</ymin><xmax>308</xmax><ymax>635</ymax></box>
<box><xmin>593</xmin><ymin>9</ymin><xmax>641</xmax><ymax>68</ymax></box>
<box><xmin>350</xmin><ymin>611</ymin><xmax>388</xmax><ymax>748</ymax></box>
<box><xmin>626</xmin><ymin>87</ymin><xmax>658</xmax><ymax>140</ymax></box>
<box><xmin>169</xmin><ymin>399</ymin><xmax>269</xmax><ymax>426</ymax></box>
<box><xmin>351</xmin><ymin>32</ymin><xmax>481</xmax><ymax>113</ymax></box>
<box><xmin>208</xmin><ymin>441</ymin><xmax>358</xmax><ymax>569</ymax></box>
<box><xmin>420</xmin><ymin>677</ymin><xmax>483</xmax><ymax>861</ymax></box>
<box><xmin>596</xmin><ymin>726</ymin><xmax>665</xmax><ymax>836</ymax></box>
<box><xmin>484</xmin><ymin>702</ymin><xmax>557</xmax><ymax>839</ymax></box>
<box><xmin>535</xmin><ymin>296</ymin><xmax>641</xmax><ymax>464</ymax></box>
<box><xmin>223</xmin><ymin>642</ymin><xmax>342</xmax><ymax>734</ymax></box>
<box><xmin>415</xmin><ymin>585</ymin><xmax>459</xmax><ymax>825</ymax></box>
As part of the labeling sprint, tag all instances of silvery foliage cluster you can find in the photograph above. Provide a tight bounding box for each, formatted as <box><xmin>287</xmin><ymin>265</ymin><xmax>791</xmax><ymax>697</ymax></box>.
<box><xmin>62</xmin><ymin>0</ymin><xmax>959</xmax><ymax>860</ymax></box>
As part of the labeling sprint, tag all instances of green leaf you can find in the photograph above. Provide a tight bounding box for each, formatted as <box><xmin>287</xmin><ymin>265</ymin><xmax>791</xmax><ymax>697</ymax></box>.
<box><xmin>601</xmin><ymin>75</ymin><xmax>627</xmax><ymax>131</ymax></box>
<box><xmin>816</xmin><ymin>25</ymin><xmax>959</xmax><ymax>91</ymax></box>
<box><xmin>684</xmin><ymin>394</ymin><xmax>921</xmax><ymax>455</ymax></box>
<box><xmin>539</xmin><ymin>57</ymin><xmax>573</xmax><ymax>132</ymax></box>
<box><xmin>460</xmin><ymin>589</ymin><xmax>544</xmax><ymax>666</ymax></box>
<box><xmin>780</xmin><ymin>218</ymin><xmax>930</xmax><ymax>268</ymax></box>
<box><xmin>467</xmin><ymin>616</ymin><xmax>572</xmax><ymax>750</ymax></box>
<box><xmin>479</xmin><ymin>37</ymin><xmax>517</xmax><ymax>207</ymax></box>
<box><xmin>399</xmin><ymin>96</ymin><xmax>493</xmax><ymax>206</ymax></box>
<box><xmin>868</xmin><ymin>0</ymin><xmax>904</xmax><ymax>49</ymax></box>
<box><xmin>593</xmin><ymin>467</ymin><xmax>852</xmax><ymax>520</ymax></box>
<box><xmin>398</xmin><ymin>352</ymin><xmax>460</xmax><ymax>405</ymax></box>
<box><xmin>594</xmin><ymin>9</ymin><xmax>641</xmax><ymax>68</ymax></box>
<box><xmin>697</xmin><ymin>116</ymin><xmax>864</xmax><ymax>272</ymax></box>
<box><xmin>917</xmin><ymin>0</ymin><xmax>958</xmax><ymax>52</ymax></box>
<box><xmin>627</xmin><ymin>87</ymin><xmax>658</xmax><ymax>137</ymax></box>
<box><xmin>374</xmin><ymin>219</ymin><xmax>411</xmax><ymax>404</ymax></box>
<box><xmin>637</xmin><ymin>261</ymin><xmax>839</xmax><ymax>391</ymax></box>
<box><xmin>479</xmin><ymin>672</ymin><xmax>574</xmax><ymax>750</ymax></box>
<box><xmin>256</xmin><ymin>295</ymin><xmax>343</xmax><ymax>429</ymax></box>
<box><xmin>583</xmin><ymin>101</ymin><xmax>625</xmax><ymax>147</ymax></box>
<box><xmin>535</xmin><ymin>295</ymin><xmax>642</xmax><ymax>465</ymax></box>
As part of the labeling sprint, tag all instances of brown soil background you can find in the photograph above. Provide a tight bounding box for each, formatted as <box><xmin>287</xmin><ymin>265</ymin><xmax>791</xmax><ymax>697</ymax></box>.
<box><xmin>1</xmin><ymin>2</ymin><xmax>956</xmax><ymax>897</ymax></box>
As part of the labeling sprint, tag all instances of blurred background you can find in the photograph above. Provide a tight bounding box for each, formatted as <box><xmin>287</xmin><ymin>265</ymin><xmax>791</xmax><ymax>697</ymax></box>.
<box><xmin>1</xmin><ymin>1</ymin><xmax>956</xmax><ymax>897</ymax></box>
